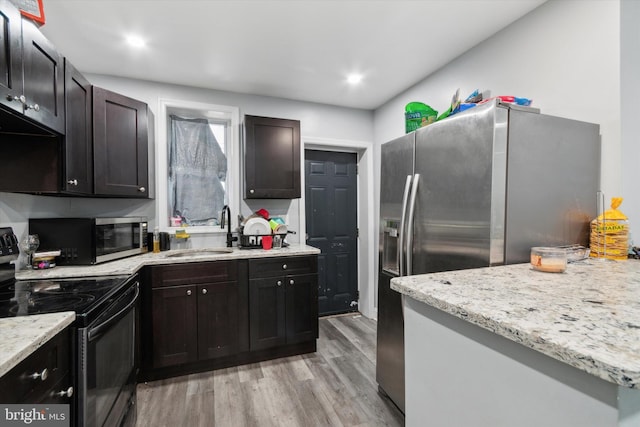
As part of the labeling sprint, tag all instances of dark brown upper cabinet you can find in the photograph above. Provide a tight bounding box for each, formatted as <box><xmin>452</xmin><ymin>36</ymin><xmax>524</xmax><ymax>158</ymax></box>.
<box><xmin>63</xmin><ymin>59</ymin><xmax>93</xmax><ymax>194</ymax></box>
<box><xmin>244</xmin><ymin>115</ymin><xmax>301</xmax><ymax>199</ymax></box>
<box><xmin>0</xmin><ymin>0</ymin><xmax>24</xmax><ymax>117</ymax></box>
<box><xmin>0</xmin><ymin>1</ymin><xmax>65</xmax><ymax>135</ymax></box>
<box><xmin>21</xmin><ymin>18</ymin><xmax>65</xmax><ymax>134</ymax></box>
<box><xmin>93</xmin><ymin>87</ymin><xmax>149</xmax><ymax>197</ymax></box>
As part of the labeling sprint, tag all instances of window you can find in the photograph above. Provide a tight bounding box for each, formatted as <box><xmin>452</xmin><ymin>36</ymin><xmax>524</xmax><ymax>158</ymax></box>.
<box><xmin>157</xmin><ymin>99</ymin><xmax>240</xmax><ymax>233</ymax></box>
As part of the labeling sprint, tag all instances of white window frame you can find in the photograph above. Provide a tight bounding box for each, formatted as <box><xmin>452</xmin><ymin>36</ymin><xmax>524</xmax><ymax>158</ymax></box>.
<box><xmin>156</xmin><ymin>98</ymin><xmax>240</xmax><ymax>234</ymax></box>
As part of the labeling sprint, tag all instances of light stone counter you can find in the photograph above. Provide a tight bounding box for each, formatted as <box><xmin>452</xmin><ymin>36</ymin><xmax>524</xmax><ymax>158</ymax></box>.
<box><xmin>0</xmin><ymin>312</ymin><xmax>75</xmax><ymax>377</ymax></box>
<box><xmin>391</xmin><ymin>259</ymin><xmax>640</xmax><ymax>388</ymax></box>
<box><xmin>393</xmin><ymin>259</ymin><xmax>640</xmax><ymax>426</ymax></box>
<box><xmin>16</xmin><ymin>244</ymin><xmax>320</xmax><ymax>280</ymax></box>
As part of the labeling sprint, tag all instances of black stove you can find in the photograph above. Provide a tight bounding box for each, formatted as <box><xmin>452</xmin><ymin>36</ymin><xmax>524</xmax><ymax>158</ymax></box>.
<box><xmin>0</xmin><ymin>275</ymin><xmax>132</xmax><ymax>327</ymax></box>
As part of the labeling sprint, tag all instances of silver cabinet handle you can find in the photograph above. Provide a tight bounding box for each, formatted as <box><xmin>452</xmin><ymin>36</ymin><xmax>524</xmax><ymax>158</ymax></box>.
<box><xmin>67</xmin><ymin>179</ymin><xmax>78</xmax><ymax>186</ymax></box>
<box><xmin>6</xmin><ymin>94</ymin><xmax>26</xmax><ymax>104</ymax></box>
<box><xmin>282</xmin><ymin>264</ymin><xmax>287</xmax><ymax>270</ymax></box>
<box><xmin>277</xmin><ymin>280</ymin><xmax>282</xmax><ymax>286</ymax></box>
<box><xmin>186</xmin><ymin>290</ymin><xmax>192</xmax><ymax>296</ymax></box>
<box><xmin>138</xmin><ymin>187</ymin><xmax>146</xmax><ymax>192</ymax></box>
<box><xmin>57</xmin><ymin>386</ymin><xmax>73</xmax><ymax>398</ymax></box>
<box><xmin>250</xmin><ymin>189</ymin><xmax>255</xmax><ymax>194</ymax></box>
<box><xmin>30</xmin><ymin>368</ymin><xmax>48</xmax><ymax>381</ymax></box>
<box><xmin>289</xmin><ymin>279</ymin><xmax>295</xmax><ymax>285</ymax></box>
<box><xmin>202</xmin><ymin>288</ymin><xmax>207</xmax><ymax>295</ymax></box>
<box><xmin>27</xmin><ymin>103</ymin><xmax>40</xmax><ymax>111</ymax></box>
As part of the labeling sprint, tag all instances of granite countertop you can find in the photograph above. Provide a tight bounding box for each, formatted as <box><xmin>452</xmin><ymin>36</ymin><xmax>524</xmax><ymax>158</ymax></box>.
<box><xmin>0</xmin><ymin>312</ymin><xmax>75</xmax><ymax>377</ymax></box>
<box><xmin>391</xmin><ymin>259</ymin><xmax>640</xmax><ymax>388</ymax></box>
<box><xmin>16</xmin><ymin>244</ymin><xmax>321</xmax><ymax>280</ymax></box>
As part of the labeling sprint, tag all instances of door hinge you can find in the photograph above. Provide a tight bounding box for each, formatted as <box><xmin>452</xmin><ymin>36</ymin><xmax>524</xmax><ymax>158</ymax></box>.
<box><xmin>356</xmin><ymin>290</ymin><xmax>359</xmax><ymax>300</ymax></box>
<box><xmin>356</xmin><ymin>165</ymin><xmax>359</xmax><ymax>175</ymax></box>
<box><xmin>356</xmin><ymin>228</ymin><xmax>359</xmax><ymax>238</ymax></box>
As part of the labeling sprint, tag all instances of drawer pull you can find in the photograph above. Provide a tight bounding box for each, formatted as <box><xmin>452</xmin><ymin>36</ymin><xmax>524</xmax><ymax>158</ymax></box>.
<box><xmin>57</xmin><ymin>386</ymin><xmax>74</xmax><ymax>398</ymax></box>
<box><xmin>30</xmin><ymin>368</ymin><xmax>48</xmax><ymax>381</ymax></box>
<box><xmin>282</xmin><ymin>264</ymin><xmax>287</xmax><ymax>270</ymax></box>
<box><xmin>290</xmin><ymin>279</ymin><xmax>295</xmax><ymax>285</ymax></box>
<box><xmin>202</xmin><ymin>288</ymin><xmax>208</xmax><ymax>295</ymax></box>
<box><xmin>186</xmin><ymin>290</ymin><xmax>192</xmax><ymax>296</ymax></box>
<box><xmin>277</xmin><ymin>280</ymin><xmax>282</xmax><ymax>287</ymax></box>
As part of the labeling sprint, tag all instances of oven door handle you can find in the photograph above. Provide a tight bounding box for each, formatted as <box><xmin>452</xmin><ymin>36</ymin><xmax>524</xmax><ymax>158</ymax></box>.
<box><xmin>88</xmin><ymin>282</ymin><xmax>139</xmax><ymax>342</ymax></box>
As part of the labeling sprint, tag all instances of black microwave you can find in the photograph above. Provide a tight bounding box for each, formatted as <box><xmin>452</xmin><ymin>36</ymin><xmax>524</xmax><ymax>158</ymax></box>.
<box><xmin>29</xmin><ymin>217</ymin><xmax>149</xmax><ymax>265</ymax></box>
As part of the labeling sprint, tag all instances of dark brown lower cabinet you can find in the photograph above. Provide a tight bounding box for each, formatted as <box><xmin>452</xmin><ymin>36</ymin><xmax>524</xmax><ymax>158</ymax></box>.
<box><xmin>147</xmin><ymin>261</ymin><xmax>240</xmax><ymax>369</ymax></box>
<box><xmin>140</xmin><ymin>255</ymin><xmax>317</xmax><ymax>382</ymax></box>
<box><xmin>249</xmin><ymin>272</ymin><xmax>318</xmax><ymax>351</ymax></box>
<box><xmin>249</xmin><ymin>256</ymin><xmax>318</xmax><ymax>351</ymax></box>
<box><xmin>0</xmin><ymin>327</ymin><xmax>72</xmax><ymax>404</ymax></box>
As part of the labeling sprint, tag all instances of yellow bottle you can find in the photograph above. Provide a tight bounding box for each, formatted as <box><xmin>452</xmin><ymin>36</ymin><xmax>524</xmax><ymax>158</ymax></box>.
<box><xmin>153</xmin><ymin>226</ymin><xmax>160</xmax><ymax>253</ymax></box>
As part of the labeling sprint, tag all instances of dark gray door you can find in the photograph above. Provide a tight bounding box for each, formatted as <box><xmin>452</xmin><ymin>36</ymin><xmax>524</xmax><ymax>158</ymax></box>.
<box><xmin>305</xmin><ymin>150</ymin><xmax>358</xmax><ymax>316</ymax></box>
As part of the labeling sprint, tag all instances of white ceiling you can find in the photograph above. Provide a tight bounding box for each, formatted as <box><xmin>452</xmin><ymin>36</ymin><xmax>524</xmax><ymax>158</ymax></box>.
<box><xmin>39</xmin><ymin>0</ymin><xmax>547</xmax><ymax>110</ymax></box>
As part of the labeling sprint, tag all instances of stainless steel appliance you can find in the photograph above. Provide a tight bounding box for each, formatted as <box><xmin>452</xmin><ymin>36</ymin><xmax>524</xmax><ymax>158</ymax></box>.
<box><xmin>376</xmin><ymin>99</ymin><xmax>601</xmax><ymax>413</ymax></box>
<box><xmin>0</xmin><ymin>227</ymin><xmax>139</xmax><ymax>426</ymax></box>
<box><xmin>29</xmin><ymin>217</ymin><xmax>148</xmax><ymax>265</ymax></box>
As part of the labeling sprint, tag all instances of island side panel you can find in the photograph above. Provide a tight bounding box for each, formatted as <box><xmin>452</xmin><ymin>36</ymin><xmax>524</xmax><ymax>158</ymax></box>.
<box><xmin>403</xmin><ymin>296</ymin><xmax>620</xmax><ymax>427</ymax></box>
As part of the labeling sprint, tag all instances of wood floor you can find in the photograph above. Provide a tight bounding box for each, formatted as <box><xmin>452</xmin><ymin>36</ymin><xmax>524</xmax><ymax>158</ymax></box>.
<box><xmin>136</xmin><ymin>313</ymin><xmax>404</xmax><ymax>427</ymax></box>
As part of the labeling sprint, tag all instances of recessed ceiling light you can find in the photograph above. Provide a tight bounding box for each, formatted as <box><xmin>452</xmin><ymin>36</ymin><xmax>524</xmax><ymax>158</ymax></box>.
<box><xmin>347</xmin><ymin>73</ymin><xmax>363</xmax><ymax>85</ymax></box>
<box><xmin>126</xmin><ymin>35</ymin><xmax>146</xmax><ymax>48</ymax></box>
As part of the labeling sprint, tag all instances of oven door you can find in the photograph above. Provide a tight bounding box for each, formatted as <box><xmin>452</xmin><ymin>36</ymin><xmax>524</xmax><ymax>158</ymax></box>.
<box><xmin>77</xmin><ymin>280</ymin><xmax>139</xmax><ymax>427</ymax></box>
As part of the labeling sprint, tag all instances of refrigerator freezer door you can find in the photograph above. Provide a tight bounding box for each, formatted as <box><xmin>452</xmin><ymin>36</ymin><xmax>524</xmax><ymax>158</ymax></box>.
<box><xmin>380</xmin><ymin>133</ymin><xmax>415</xmax><ymax>275</ymax></box>
<box><xmin>412</xmin><ymin>102</ymin><xmax>508</xmax><ymax>274</ymax></box>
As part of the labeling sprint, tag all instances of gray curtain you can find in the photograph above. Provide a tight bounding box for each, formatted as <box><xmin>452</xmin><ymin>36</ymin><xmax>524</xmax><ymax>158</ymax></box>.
<box><xmin>169</xmin><ymin>115</ymin><xmax>227</xmax><ymax>225</ymax></box>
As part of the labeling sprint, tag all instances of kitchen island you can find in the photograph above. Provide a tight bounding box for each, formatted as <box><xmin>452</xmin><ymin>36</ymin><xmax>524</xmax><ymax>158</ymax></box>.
<box><xmin>391</xmin><ymin>259</ymin><xmax>640</xmax><ymax>427</ymax></box>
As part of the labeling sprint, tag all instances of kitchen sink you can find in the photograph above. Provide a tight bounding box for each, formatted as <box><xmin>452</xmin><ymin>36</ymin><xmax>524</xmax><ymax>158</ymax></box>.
<box><xmin>164</xmin><ymin>248</ymin><xmax>234</xmax><ymax>258</ymax></box>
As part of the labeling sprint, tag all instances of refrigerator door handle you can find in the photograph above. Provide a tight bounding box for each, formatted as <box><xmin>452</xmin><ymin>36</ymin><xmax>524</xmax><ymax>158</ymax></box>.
<box><xmin>406</xmin><ymin>173</ymin><xmax>420</xmax><ymax>275</ymax></box>
<box><xmin>398</xmin><ymin>175</ymin><xmax>413</xmax><ymax>276</ymax></box>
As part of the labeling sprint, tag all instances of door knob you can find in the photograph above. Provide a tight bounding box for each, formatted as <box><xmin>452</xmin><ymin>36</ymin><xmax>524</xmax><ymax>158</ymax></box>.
<box><xmin>202</xmin><ymin>288</ymin><xmax>208</xmax><ymax>295</ymax></box>
<box><xmin>186</xmin><ymin>290</ymin><xmax>192</xmax><ymax>296</ymax></box>
<box><xmin>138</xmin><ymin>187</ymin><xmax>146</xmax><ymax>192</ymax></box>
<box><xmin>67</xmin><ymin>179</ymin><xmax>78</xmax><ymax>186</ymax></box>
<box><xmin>277</xmin><ymin>280</ymin><xmax>282</xmax><ymax>286</ymax></box>
<box><xmin>289</xmin><ymin>279</ymin><xmax>295</xmax><ymax>285</ymax></box>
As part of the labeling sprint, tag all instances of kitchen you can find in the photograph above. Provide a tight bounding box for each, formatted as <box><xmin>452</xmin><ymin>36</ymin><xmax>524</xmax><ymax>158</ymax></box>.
<box><xmin>1</xmin><ymin>0</ymin><xmax>638</xmax><ymax>426</ymax></box>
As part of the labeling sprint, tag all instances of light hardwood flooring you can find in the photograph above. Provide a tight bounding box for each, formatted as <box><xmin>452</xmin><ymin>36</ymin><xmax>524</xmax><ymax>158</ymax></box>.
<box><xmin>136</xmin><ymin>313</ymin><xmax>404</xmax><ymax>427</ymax></box>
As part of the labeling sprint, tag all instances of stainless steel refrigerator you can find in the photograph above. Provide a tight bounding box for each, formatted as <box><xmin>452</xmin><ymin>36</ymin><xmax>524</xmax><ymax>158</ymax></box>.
<box><xmin>376</xmin><ymin>99</ymin><xmax>600</xmax><ymax>413</ymax></box>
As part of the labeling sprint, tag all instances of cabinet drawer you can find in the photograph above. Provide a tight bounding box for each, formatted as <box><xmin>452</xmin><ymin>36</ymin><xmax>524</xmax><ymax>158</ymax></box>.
<box><xmin>248</xmin><ymin>256</ymin><xmax>317</xmax><ymax>278</ymax></box>
<box><xmin>151</xmin><ymin>260</ymin><xmax>238</xmax><ymax>288</ymax></box>
<box><xmin>0</xmin><ymin>328</ymin><xmax>70</xmax><ymax>403</ymax></box>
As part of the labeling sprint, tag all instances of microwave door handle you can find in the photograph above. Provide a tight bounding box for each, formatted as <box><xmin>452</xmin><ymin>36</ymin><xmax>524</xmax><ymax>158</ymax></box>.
<box><xmin>88</xmin><ymin>283</ymin><xmax>139</xmax><ymax>342</ymax></box>
<box><xmin>406</xmin><ymin>174</ymin><xmax>420</xmax><ymax>276</ymax></box>
<box><xmin>398</xmin><ymin>175</ymin><xmax>413</xmax><ymax>277</ymax></box>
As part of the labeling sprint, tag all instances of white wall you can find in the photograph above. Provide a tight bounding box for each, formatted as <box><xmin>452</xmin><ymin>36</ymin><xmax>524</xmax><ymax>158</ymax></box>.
<box><xmin>372</xmin><ymin>0</ymin><xmax>622</xmax><ymax>293</ymax></box>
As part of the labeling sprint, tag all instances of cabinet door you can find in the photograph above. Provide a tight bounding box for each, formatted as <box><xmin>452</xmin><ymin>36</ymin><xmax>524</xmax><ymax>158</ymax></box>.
<box><xmin>197</xmin><ymin>281</ymin><xmax>239</xmax><ymax>359</ymax></box>
<box><xmin>244</xmin><ymin>115</ymin><xmax>301</xmax><ymax>199</ymax></box>
<box><xmin>151</xmin><ymin>285</ymin><xmax>198</xmax><ymax>368</ymax></box>
<box><xmin>93</xmin><ymin>87</ymin><xmax>149</xmax><ymax>197</ymax></box>
<box><xmin>63</xmin><ymin>59</ymin><xmax>92</xmax><ymax>194</ymax></box>
<box><xmin>0</xmin><ymin>0</ymin><xmax>23</xmax><ymax>113</ymax></box>
<box><xmin>21</xmin><ymin>18</ymin><xmax>65</xmax><ymax>134</ymax></box>
<box><xmin>285</xmin><ymin>273</ymin><xmax>319</xmax><ymax>344</ymax></box>
<box><xmin>249</xmin><ymin>276</ymin><xmax>287</xmax><ymax>350</ymax></box>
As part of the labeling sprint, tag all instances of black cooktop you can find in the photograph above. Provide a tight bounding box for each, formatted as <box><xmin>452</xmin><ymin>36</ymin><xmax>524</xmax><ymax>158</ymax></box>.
<box><xmin>0</xmin><ymin>275</ymin><xmax>132</xmax><ymax>325</ymax></box>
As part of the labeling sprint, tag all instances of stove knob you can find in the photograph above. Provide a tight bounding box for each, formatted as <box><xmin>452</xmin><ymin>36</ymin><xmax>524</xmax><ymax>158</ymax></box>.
<box><xmin>57</xmin><ymin>386</ymin><xmax>74</xmax><ymax>398</ymax></box>
<box><xmin>30</xmin><ymin>368</ymin><xmax>48</xmax><ymax>381</ymax></box>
